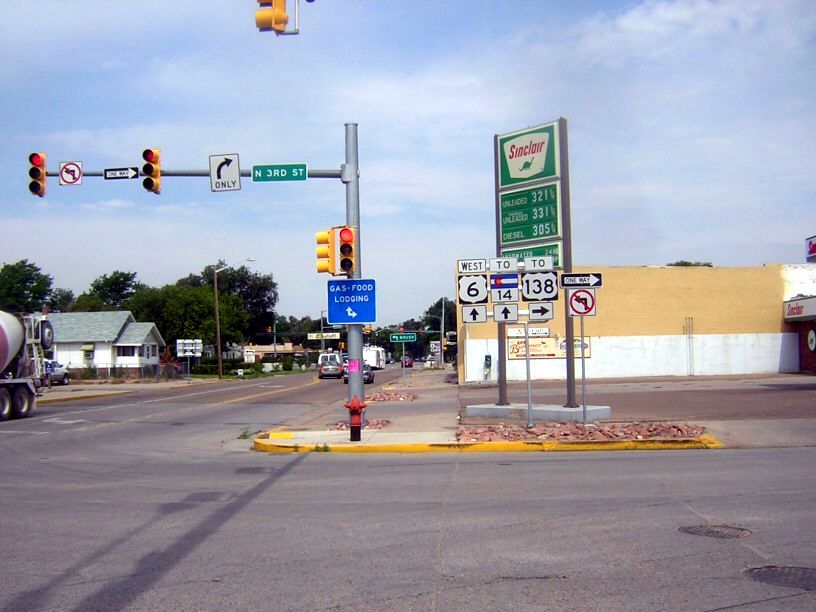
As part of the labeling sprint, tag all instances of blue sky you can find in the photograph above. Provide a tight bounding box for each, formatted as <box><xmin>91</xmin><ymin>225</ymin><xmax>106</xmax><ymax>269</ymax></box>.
<box><xmin>2</xmin><ymin>0</ymin><xmax>814</xmax><ymax>325</ymax></box>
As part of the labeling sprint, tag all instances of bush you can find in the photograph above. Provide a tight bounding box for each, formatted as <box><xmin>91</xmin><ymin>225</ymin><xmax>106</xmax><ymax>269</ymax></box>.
<box><xmin>80</xmin><ymin>366</ymin><xmax>98</xmax><ymax>380</ymax></box>
<box><xmin>282</xmin><ymin>356</ymin><xmax>294</xmax><ymax>371</ymax></box>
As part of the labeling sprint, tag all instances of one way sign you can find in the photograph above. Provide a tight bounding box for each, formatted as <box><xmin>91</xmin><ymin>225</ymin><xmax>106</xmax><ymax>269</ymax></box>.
<box><xmin>527</xmin><ymin>301</ymin><xmax>555</xmax><ymax>321</ymax></box>
<box><xmin>560</xmin><ymin>273</ymin><xmax>603</xmax><ymax>288</ymax></box>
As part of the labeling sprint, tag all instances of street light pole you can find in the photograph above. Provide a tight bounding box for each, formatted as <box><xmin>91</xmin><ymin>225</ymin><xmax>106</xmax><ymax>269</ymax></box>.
<box><xmin>214</xmin><ymin>257</ymin><xmax>255</xmax><ymax>380</ymax></box>
<box><xmin>320</xmin><ymin>310</ymin><xmax>326</xmax><ymax>351</ymax></box>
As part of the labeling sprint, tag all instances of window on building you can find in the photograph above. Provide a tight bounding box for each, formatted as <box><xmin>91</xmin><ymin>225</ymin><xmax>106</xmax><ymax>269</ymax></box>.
<box><xmin>116</xmin><ymin>346</ymin><xmax>136</xmax><ymax>357</ymax></box>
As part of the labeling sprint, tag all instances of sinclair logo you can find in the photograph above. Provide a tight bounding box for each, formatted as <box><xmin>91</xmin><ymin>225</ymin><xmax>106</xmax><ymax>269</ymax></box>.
<box><xmin>498</xmin><ymin>122</ymin><xmax>558</xmax><ymax>188</ymax></box>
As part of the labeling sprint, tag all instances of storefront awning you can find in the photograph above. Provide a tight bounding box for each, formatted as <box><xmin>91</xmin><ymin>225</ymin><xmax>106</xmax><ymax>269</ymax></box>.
<box><xmin>81</xmin><ymin>343</ymin><xmax>95</xmax><ymax>351</ymax></box>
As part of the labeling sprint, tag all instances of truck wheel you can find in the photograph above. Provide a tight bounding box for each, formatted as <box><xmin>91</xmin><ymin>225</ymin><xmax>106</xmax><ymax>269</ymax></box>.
<box><xmin>0</xmin><ymin>389</ymin><xmax>11</xmax><ymax>421</ymax></box>
<box><xmin>40</xmin><ymin>320</ymin><xmax>55</xmax><ymax>351</ymax></box>
<box><xmin>11</xmin><ymin>387</ymin><xmax>33</xmax><ymax>419</ymax></box>
<box><xmin>62</xmin><ymin>374</ymin><xmax>70</xmax><ymax>386</ymax></box>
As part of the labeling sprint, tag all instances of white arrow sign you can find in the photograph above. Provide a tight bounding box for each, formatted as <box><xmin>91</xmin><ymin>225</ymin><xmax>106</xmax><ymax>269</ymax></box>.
<box><xmin>345</xmin><ymin>306</ymin><xmax>357</xmax><ymax>319</ymax></box>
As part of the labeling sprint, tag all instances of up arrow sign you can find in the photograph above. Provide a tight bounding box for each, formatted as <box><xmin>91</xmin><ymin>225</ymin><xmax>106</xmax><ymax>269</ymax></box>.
<box><xmin>559</xmin><ymin>273</ymin><xmax>603</xmax><ymax>288</ymax></box>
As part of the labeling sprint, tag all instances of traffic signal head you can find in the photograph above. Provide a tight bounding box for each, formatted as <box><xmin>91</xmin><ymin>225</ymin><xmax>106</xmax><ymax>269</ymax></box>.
<box><xmin>142</xmin><ymin>148</ymin><xmax>161</xmax><ymax>194</ymax></box>
<box><xmin>28</xmin><ymin>152</ymin><xmax>46</xmax><ymax>197</ymax></box>
<box><xmin>256</xmin><ymin>0</ymin><xmax>288</xmax><ymax>33</ymax></box>
<box><xmin>315</xmin><ymin>229</ymin><xmax>335</xmax><ymax>274</ymax></box>
<box><xmin>337</xmin><ymin>226</ymin><xmax>356</xmax><ymax>275</ymax></box>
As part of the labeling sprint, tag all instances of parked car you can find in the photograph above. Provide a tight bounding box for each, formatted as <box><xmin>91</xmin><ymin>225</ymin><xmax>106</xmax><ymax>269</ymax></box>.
<box><xmin>403</xmin><ymin>355</ymin><xmax>414</xmax><ymax>368</ymax></box>
<box><xmin>343</xmin><ymin>363</ymin><xmax>374</xmax><ymax>384</ymax></box>
<box><xmin>43</xmin><ymin>359</ymin><xmax>70</xmax><ymax>386</ymax></box>
<box><xmin>317</xmin><ymin>352</ymin><xmax>343</xmax><ymax>379</ymax></box>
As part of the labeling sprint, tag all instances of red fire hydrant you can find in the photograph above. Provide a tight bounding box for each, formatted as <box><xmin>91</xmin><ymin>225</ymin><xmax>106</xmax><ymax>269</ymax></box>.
<box><xmin>345</xmin><ymin>395</ymin><xmax>367</xmax><ymax>442</ymax></box>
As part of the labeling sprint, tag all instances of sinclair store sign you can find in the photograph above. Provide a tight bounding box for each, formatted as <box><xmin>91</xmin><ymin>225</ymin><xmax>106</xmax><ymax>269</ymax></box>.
<box><xmin>497</xmin><ymin>121</ymin><xmax>560</xmax><ymax>189</ymax></box>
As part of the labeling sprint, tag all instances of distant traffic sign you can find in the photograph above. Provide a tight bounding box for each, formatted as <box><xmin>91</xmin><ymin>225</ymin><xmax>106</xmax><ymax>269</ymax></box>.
<box><xmin>493</xmin><ymin>303</ymin><xmax>519</xmax><ymax>322</ymax></box>
<box><xmin>457</xmin><ymin>259</ymin><xmax>488</xmax><ymax>274</ymax></box>
<box><xmin>103</xmin><ymin>167</ymin><xmax>138</xmax><ymax>180</ymax></box>
<box><xmin>390</xmin><ymin>332</ymin><xmax>417</xmax><ymax>342</ymax></box>
<box><xmin>462</xmin><ymin>305</ymin><xmax>487</xmax><ymax>324</ymax></box>
<box><xmin>252</xmin><ymin>163</ymin><xmax>307</xmax><ymax>182</ymax></box>
<box><xmin>327</xmin><ymin>278</ymin><xmax>376</xmax><ymax>325</ymax></box>
<box><xmin>528</xmin><ymin>302</ymin><xmax>555</xmax><ymax>321</ymax></box>
<box><xmin>568</xmin><ymin>289</ymin><xmax>597</xmax><ymax>317</ymax></box>
<box><xmin>458</xmin><ymin>274</ymin><xmax>488</xmax><ymax>304</ymax></box>
<box><xmin>59</xmin><ymin>161</ymin><xmax>82</xmax><ymax>186</ymax></box>
<box><xmin>521</xmin><ymin>271</ymin><xmax>558</xmax><ymax>300</ymax></box>
<box><xmin>560</xmin><ymin>273</ymin><xmax>603</xmax><ymax>288</ymax></box>
<box><xmin>210</xmin><ymin>154</ymin><xmax>241</xmax><ymax>192</ymax></box>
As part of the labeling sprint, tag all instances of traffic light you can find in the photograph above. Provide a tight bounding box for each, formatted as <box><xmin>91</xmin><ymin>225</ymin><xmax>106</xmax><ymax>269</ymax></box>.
<box><xmin>315</xmin><ymin>228</ymin><xmax>335</xmax><ymax>274</ymax></box>
<box><xmin>256</xmin><ymin>0</ymin><xmax>288</xmax><ymax>33</ymax></box>
<box><xmin>28</xmin><ymin>152</ymin><xmax>46</xmax><ymax>197</ymax></box>
<box><xmin>141</xmin><ymin>149</ymin><xmax>161</xmax><ymax>194</ymax></box>
<box><xmin>336</xmin><ymin>226</ymin><xmax>356</xmax><ymax>275</ymax></box>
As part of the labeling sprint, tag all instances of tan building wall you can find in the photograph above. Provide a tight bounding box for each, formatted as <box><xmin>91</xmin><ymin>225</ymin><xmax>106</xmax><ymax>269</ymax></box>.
<box><xmin>456</xmin><ymin>264</ymin><xmax>808</xmax><ymax>381</ymax></box>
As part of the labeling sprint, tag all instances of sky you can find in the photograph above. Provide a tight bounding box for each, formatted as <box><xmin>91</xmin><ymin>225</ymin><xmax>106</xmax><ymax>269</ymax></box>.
<box><xmin>2</xmin><ymin>0</ymin><xmax>814</xmax><ymax>326</ymax></box>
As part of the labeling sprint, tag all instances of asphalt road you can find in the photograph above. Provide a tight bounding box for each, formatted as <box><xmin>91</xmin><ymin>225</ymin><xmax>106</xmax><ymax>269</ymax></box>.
<box><xmin>1</xmin><ymin>369</ymin><xmax>815</xmax><ymax>611</ymax></box>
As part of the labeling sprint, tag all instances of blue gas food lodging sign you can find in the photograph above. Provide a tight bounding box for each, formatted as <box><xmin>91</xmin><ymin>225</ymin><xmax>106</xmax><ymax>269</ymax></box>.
<box><xmin>327</xmin><ymin>279</ymin><xmax>376</xmax><ymax>325</ymax></box>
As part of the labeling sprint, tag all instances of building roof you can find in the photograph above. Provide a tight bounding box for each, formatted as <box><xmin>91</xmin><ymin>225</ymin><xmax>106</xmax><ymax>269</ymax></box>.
<box><xmin>117</xmin><ymin>322</ymin><xmax>166</xmax><ymax>347</ymax></box>
<box><xmin>47</xmin><ymin>311</ymin><xmax>165</xmax><ymax>347</ymax></box>
<box><xmin>47</xmin><ymin>311</ymin><xmax>134</xmax><ymax>342</ymax></box>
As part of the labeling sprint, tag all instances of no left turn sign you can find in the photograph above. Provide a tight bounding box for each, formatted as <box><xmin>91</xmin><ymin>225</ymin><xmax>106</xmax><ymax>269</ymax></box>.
<box><xmin>568</xmin><ymin>289</ymin><xmax>596</xmax><ymax>317</ymax></box>
<box><xmin>59</xmin><ymin>161</ymin><xmax>83</xmax><ymax>186</ymax></box>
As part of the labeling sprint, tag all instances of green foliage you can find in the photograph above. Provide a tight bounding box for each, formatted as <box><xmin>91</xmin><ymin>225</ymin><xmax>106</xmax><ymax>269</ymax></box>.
<box><xmin>88</xmin><ymin>270</ymin><xmax>145</xmax><ymax>309</ymax></box>
<box><xmin>0</xmin><ymin>259</ymin><xmax>53</xmax><ymax>312</ymax></box>
<box><xmin>281</xmin><ymin>356</ymin><xmax>295</xmax><ymax>371</ymax></box>
<box><xmin>666</xmin><ymin>261</ymin><xmax>713</xmax><ymax>267</ymax></box>
<box><xmin>80</xmin><ymin>366</ymin><xmax>98</xmax><ymax>380</ymax></box>
<box><xmin>46</xmin><ymin>288</ymin><xmax>75</xmax><ymax>313</ymax></box>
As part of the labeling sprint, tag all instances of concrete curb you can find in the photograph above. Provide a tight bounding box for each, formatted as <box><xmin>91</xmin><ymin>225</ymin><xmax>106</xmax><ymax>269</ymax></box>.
<box><xmin>39</xmin><ymin>390</ymin><xmax>135</xmax><ymax>404</ymax></box>
<box><xmin>253</xmin><ymin>433</ymin><xmax>723</xmax><ymax>453</ymax></box>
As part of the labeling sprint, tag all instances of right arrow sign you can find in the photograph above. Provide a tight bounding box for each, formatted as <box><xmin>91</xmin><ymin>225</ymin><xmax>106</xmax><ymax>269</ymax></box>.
<box><xmin>560</xmin><ymin>272</ymin><xmax>603</xmax><ymax>288</ymax></box>
<box><xmin>528</xmin><ymin>301</ymin><xmax>555</xmax><ymax>321</ymax></box>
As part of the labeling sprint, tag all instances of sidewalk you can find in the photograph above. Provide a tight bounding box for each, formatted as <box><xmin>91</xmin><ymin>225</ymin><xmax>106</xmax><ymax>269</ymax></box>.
<box><xmin>254</xmin><ymin>366</ymin><xmax>771</xmax><ymax>453</ymax></box>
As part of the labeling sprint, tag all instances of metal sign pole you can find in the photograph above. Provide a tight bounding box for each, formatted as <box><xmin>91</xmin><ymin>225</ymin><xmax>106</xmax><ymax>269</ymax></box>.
<box><xmin>343</xmin><ymin>123</ymin><xmax>364</xmax><ymax>411</ymax></box>
<box><xmin>580</xmin><ymin>315</ymin><xmax>587</xmax><ymax>424</ymax></box>
<box><xmin>524</xmin><ymin>321</ymin><xmax>533</xmax><ymax>428</ymax></box>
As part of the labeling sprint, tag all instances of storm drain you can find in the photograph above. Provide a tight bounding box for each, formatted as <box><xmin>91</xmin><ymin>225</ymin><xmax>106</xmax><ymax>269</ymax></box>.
<box><xmin>745</xmin><ymin>566</ymin><xmax>816</xmax><ymax>591</ymax></box>
<box><xmin>679</xmin><ymin>525</ymin><xmax>752</xmax><ymax>539</ymax></box>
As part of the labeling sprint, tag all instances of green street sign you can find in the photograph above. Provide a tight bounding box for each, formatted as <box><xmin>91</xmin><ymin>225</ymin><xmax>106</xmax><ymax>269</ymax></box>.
<box><xmin>499</xmin><ymin>182</ymin><xmax>561</xmax><ymax>246</ymax></box>
<box><xmin>497</xmin><ymin>121</ymin><xmax>559</xmax><ymax>189</ymax></box>
<box><xmin>252</xmin><ymin>163</ymin><xmax>307</xmax><ymax>182</ymax></box>
<box><xmin>390</xmin><ymin>332</ymin><xmax>417</xmax><ymax>343</ymax></box>
<box><xmin>501</xmin><ymin>242</ymin><xmax>562</xmax><ymax>269</ymax></box>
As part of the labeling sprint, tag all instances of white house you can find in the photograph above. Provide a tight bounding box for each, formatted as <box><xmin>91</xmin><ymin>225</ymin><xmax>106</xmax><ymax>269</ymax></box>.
<box><xmin>46</xmin><ymin>311</ymin><xmax>166</xmax><ymax>375</ymax></box>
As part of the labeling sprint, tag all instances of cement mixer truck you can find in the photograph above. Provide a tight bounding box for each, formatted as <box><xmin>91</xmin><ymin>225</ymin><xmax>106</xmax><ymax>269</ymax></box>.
<box><xmin>0</xmin><ymin>310</ymin><xmax>53</xmax><ymax>421</ymax></box>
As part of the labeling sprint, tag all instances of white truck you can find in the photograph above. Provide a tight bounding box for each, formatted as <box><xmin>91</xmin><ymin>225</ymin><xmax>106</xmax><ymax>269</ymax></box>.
<box><xmin>0</xmin><ymin>310</ymin><xmax>52</xmax><ymax>420</ymax></box>
<box><xmin>362</xmin><ymin>345</ymin><xmax>386</xmax><ymax>370</ymax></box>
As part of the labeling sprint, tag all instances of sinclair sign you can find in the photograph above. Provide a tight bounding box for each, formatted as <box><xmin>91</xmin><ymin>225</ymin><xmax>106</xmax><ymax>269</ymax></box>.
<box><xmin>497</xmin><ymin>121</ymin><xmax>560</xmax><ymax>189</ymax></box>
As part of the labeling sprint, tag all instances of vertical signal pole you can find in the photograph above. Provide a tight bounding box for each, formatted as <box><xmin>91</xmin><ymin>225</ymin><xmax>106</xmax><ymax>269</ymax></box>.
<box><xmin>343</xmin><ymin>123</ymin><xmax>365</xmax><ymax>407</ymax></box>
<box><xmin>559</xmin><ymin>117</ymin><xmax>578</xmax><ymax>408</ymax></box>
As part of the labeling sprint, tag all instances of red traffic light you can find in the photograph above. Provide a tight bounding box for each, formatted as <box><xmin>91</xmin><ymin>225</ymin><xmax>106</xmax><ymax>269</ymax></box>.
<box><xmin>29</xmin><ymin>153</ymin><xmax>44</xmax><ymax>166</ymax></box>
<box><xmin>339</xmin><ymin>227</ymin><xmax>354</xmax><ymax>243</ymax></box>
<box><xmin>28</xmin><ymin>152</ymin><xmax>46</xmax><ymax>197</ymax></box>
<box><xmin>142</xmin><ymin>149</ymin><xmax>158</xmax><ymax>163</ymax></box>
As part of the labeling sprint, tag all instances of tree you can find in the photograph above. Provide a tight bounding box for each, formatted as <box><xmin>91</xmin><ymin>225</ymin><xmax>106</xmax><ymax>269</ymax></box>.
<box><xmin>46</xmin><ymin>288</ymin><xmax>75</xmax><ymax>313</ymax></box>
<box><xmin>178</xmin><ymin>262</ymin><xmax>278</xmax><ymax>338</ymax></box>
<box><xmin>87</xmin><ymin>270</ymin><xmax>146</xmax><ymax>309</ymax></box>
<box><xmin>667</xmin><ymin>261</ymin><xmax>713</xmax><ymax>267</ymax></box>
<box><xmin>0</xmin><ymin>259</ymin><xmax>53</xmax><ymax>312</ymax></box>
<box><xmin>129</xmin><ymin>285</ymin><xmax>247</xmax><ymax>351</ymax></box>
<box><xmin>421</xmin><ymin>297</ymin><xmax>457</xmax><ymax>337</ymax></box>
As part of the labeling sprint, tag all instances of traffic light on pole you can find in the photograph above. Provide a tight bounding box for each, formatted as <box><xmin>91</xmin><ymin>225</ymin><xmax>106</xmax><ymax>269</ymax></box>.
<box><xmin>142</xmin><ymin>149</ymin><xmax>161</xmax><ymax>194</ymax></box>
<box><xmin>315</xmin><ymin>228</ymin><xmax>335</xmax><ymax>274</ymax></box>
<box><xmin>336</xmin><ymin>226</ymin><xmax>356</xmax><ymax>275</ymax></box>
<box><xmin>28</xmin><ymin>152</ymin><xmax>46</xmax><ymax>197</ymax></box>
<box><xmin>256</xmin><ymin>0</ymin><xmax>288</xmax><ymax>33</ymax></box>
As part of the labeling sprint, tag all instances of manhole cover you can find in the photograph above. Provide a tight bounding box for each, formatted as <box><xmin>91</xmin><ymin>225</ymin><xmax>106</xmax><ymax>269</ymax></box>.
<box><xmin>679</xmin><ymin>525</ymin><xmax>752</xmax><ymax>539</ymax></box>
<box><xmin>745</xmin><ymin>566</ymin><xmax>816</xmax><ymax>590</ymax></box>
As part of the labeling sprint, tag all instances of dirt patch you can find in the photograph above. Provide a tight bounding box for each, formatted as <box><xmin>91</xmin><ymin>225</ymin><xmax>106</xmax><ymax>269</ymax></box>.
<box><xmin>457</xmin><ymin>421</ymin><xmax>705</xmax><ymax>442</ymax></box>
<box><xmin>332</xmin><ymin>419</ymin><xmax>392</xmax><ymax>430</ymax></box>
<box><xmin>366</xmin><ymin>391</ymin><xmax>416</xmax><ymax>402</ymax></box>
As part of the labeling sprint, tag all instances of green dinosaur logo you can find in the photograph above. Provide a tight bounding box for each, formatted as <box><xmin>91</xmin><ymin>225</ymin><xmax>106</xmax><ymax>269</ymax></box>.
<box><xmin>519</xmin><ymin>158</ymin><xmax>534</xmax><ymax>172</ymax></box>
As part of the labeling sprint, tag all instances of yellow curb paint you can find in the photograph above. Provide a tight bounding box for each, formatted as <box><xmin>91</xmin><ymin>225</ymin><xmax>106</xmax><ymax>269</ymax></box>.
<box><xmin>253</xmin><ymin>436</ymin><xmax>720</xmax><ymax>454</ymax></box>
<box><xmin>39</xmin><ymin>391</ymin><xmax>134</xmax><ymax>404</ymax></box>
<box><xmin>264</xmin><ymin>431</ymin><xmax>294</xmax><ymax>439</ymax></box>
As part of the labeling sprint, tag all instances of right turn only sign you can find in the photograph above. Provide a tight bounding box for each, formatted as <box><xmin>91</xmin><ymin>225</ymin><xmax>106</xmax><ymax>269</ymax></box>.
<box><xmin>567</xmin><ymin>289</ymin><xmax>596</xmax><ymax>317</ymax></box>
